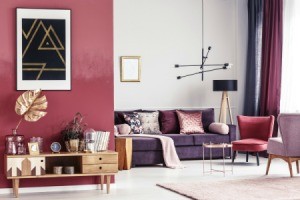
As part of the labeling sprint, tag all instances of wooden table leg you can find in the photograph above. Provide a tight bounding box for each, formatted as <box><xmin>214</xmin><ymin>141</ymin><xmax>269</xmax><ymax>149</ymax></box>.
<box><xmin>296</xmin><ymin>160</ymin><xmax>299</xmax><ymax>174</ymax></box>
<box><xmin>106</xmin><ymin>175</ymin><xmax>111</xmax><ymax>194</ymax></box>
<box><xmin>12</xmin><ymin>179</ymin><xmax>15</xmax><ymax>197</ymax></box>
<box><xmin>12</xmin><ymin>179</ymin><xmax>19</xmax><ymax>198</ymax></box>
<box><xmin>100</xmin><ymin>175</ymin><xmax>104</xmax><ymax>190</ymax></box>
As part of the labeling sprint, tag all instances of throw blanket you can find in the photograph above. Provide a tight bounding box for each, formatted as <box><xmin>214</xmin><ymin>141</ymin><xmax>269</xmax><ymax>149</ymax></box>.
<box><xmin>118</xmin><ymin>134</ymin><xmax>184</xmax><ymax>169</ymax></box>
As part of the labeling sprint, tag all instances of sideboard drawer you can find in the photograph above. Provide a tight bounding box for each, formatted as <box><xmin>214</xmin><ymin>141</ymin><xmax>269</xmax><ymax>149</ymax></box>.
<box><xmin>82</xmin><ymin>164</ymin><xmax>118</xmax><ymax>174</ymax></box>
<box><xmin>82</xmin><ymin>154</ymin><xmax>117</xmax><ymax>165</ymax></box>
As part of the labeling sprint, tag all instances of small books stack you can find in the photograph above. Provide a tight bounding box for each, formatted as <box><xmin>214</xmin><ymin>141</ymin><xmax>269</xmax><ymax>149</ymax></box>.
<box><xmin>94</xmin><ymin>131</ymin><xmax>110</xmax><ymax>151</ymax></box>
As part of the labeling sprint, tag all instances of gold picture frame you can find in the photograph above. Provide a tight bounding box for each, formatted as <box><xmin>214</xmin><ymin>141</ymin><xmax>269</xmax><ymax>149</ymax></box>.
<box><xmin>28</xmin><ymin>142</ymin><xmax>40</xmax><ymax>155</ymax></box>
<box><xmin>120</xmin><ymin>56</ymin><xmax>141</xmax><ymax>82</ymax></box>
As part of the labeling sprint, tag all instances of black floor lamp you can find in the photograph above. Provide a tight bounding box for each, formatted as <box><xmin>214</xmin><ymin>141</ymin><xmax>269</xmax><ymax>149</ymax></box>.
<box><xmin>213</xmin><ymin>80</ymin><xmax>238</xmax><ymax>124</ymax></box>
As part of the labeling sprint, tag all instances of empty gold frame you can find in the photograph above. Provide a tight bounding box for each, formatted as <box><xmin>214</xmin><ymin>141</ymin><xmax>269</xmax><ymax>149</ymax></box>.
<box><xmin>120</xmin><ymin>56</ymin><xmax>141</xmax><ymax>82</ymax></box>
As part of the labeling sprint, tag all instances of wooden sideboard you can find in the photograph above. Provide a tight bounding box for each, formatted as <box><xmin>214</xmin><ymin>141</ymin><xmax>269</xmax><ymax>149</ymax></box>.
<box><xmin>4</xmin><ymin>151</ymin><xmax>118</xmax><ymax>198</ymax></box>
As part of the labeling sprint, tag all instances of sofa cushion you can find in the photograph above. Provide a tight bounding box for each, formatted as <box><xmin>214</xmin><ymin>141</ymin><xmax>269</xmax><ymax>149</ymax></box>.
<box><xmin>176</xmin><ymin>110</ymin><xmax>205</xmax><ymax>134</ymax></box>
<box><xmin>193</xmin><ymin>133</ymin><xmax>230</xmax><ymax>145</ymax></box>
<box><xmin>165</xmin><ymin>134</ymin><xmax>195</xmax><ymax>146</ymax></box>
<box><xmin>136</xmin><ymin>111</ymin><xmax>161</xmax><ymax>134</ymax></box>
<box><xmin>132</xmin><ymin>134</ymin><xmax>195</xmax><ymax>151</ymax></box>
<box><xmin>114</xmin><ymin>110</ymin><xmax>142</xmax><ymax>125</ymax></box>
<box><xmin>123</xmin><ymin>113</ymin><xmax>144</xmax><ymax>134</ymax></box>
<box><xmin>209</xmin><ymin>122</ymin><xmax>229</xmax><ymax>135</ymax></box>
<box><xmin>132</xmin><ymin>137</ymin><xmax>162</xmax><ymax>151</ymax></box>
<box><xmin>159</xmin><ymin>110</ymin><xmax>180</xmax><ymax>134</ymax></box>
<box><xmin>181</xmin><ymin>108</ymin><xmax>215</xmax><ymax>132</ymax></box>
<box><xmin>115</xmin><ymin>124</ymin><xmax>131</xmax><ymax>135</ymax></box>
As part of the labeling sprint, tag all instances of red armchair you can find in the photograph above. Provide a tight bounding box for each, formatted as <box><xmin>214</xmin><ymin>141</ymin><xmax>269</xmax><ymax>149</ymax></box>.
<box><xmin>232</xmin><ymin>115</ymin><xmax>275</xmax><ymax>166</ymax></box>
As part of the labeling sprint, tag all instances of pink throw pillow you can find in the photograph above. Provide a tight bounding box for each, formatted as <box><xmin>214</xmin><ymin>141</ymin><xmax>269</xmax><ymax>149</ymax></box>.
<box><xmin>114</xmin><ymin>125</ymin><xmax>119</xmax><ymax>136</ymax></box>
<box><xmin>116</xmin><ymin>124</ymin><xmax>131</xmax><ymax>135</ymax></box>
<box><xmin>209</xmin><ymin>122</ymin><xmax>229</xmax><ymax>135</ymax></box>
<box><xmin>176</xmin><ymin>110</ymin><xmax>204</xmax><ymax>134</ymax></box>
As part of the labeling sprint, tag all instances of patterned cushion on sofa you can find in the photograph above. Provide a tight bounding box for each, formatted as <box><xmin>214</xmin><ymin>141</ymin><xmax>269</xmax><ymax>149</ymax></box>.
<box><xmin>136</xmin><ymin>111</ymin><xmax>161</xmax><ymax>134</ymax></box>
<box><xmin>181</xmin><ymin>108</ymin><xmax>214</xmax><ymax>132</ymax></box>
<box><xmin>176</xmin><ymin>110</ymin><xmax>205</xmax><ymax>134</ymax></box>
<box><xmin>123</xmin><ymin>113</ymin><xmax>143</xmax><ymax>134</ymax></box>
<box><xmin>115</xmin><ymin>110</ymin><xmax>142</xmax><ymax>125</ymax></box>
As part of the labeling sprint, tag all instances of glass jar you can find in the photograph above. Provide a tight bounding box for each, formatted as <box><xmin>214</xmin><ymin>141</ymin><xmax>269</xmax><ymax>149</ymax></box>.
<box><xmin>5</xmin><ymin>129</ymin><xmax>24</xmax><ymax>155</ymax></box>
<box><xmin>83</xmin><ymin>128</ymin><xmax>96</xmax><ymax>152</ymax></box>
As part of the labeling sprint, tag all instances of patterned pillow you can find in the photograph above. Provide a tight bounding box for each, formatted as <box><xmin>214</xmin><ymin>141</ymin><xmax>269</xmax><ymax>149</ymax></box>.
<box><xmin>136</xmin><ymin>111</ymin><xmax>161</xmax><ymax>134</ymax></box>
<box><xmin>123</xmin><ymin>113</ymin><xmax>143</xmax><ymax>134</ymax></box>
<box><xmin>176</xmin><ymin>110</ymin><xmax>204</xmax><ymax>134</ymax></box>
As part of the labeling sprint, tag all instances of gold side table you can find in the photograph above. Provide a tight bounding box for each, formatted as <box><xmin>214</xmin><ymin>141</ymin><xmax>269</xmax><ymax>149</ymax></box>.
<box><xmin>202</xmin><ymin>143</ymin><xmax>233</xmax><ymax>176</ymax></box>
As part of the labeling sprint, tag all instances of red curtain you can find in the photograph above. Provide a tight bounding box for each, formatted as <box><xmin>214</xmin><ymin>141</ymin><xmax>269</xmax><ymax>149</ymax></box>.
<box><xmin>260</xmin><ymin>0</ymin><xmax>283</xmax><ymax>136</ymax></box>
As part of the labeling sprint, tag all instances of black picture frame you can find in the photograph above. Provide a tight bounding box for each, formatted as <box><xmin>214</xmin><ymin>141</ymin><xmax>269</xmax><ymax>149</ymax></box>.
<box><xmin>16</xmin><ymin>8</ymin><xmax>71</xmax><ymax>90</ymax></box>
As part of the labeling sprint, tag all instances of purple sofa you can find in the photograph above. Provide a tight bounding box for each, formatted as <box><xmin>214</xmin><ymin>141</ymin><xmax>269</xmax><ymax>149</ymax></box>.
<box><xmin>115</xmin><ymin>108</ymin><xmax>236</xmax><ymax>167</ymax></box>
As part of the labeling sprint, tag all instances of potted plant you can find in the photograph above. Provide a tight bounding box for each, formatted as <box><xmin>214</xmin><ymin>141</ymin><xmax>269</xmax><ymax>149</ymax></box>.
<box><xmin>61</xmin><ymin>112</ymin><xmax>86</xmax><ymax>152</ymax></box>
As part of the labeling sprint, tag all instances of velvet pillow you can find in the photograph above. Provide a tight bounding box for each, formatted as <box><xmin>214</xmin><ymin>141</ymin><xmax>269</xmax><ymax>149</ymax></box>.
<box><xmin>159</xmin><ymin>110</ymin><xmax>180</xmax><ymax>134</ymax></box>
<box><xmin>209</xmin><ymin>122</ymin><xmax>229</xmax><ymax>135</ymax></box>
<box><xmin>136</xmin><ymin>111</ymin><xmax>161</xmax><ymax>134</ymax></box>
<box><xmin>176</xmin><ymin>110</ymin><xmax>204</xmax><ymax>134</ymax></box>
<box><xmin>123</xmin><ymin>113</ymin><xmax>143</xmax><ymax>134</ymax></box>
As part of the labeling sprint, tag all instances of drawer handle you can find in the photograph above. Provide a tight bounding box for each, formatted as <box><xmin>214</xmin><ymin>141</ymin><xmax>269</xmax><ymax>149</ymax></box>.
<box><xmin>41</xmin><ymin>160</ymin><xmax>44</xmax><ymax>162</ymax></box>
<box><xmin>99</xmin><ymin>167</ymin><xmax>102</xmax><ymax>170</ymax></box>
<box><xmin>99</xmin><ymin>158</ymin><xmax>102</xmax><ymax>160</ymax></box>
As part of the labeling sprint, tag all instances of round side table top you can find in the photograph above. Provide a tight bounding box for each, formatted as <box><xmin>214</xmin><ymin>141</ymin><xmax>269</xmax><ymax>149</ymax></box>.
<box><xmin>203</xmin><ymin>143</ymin><xmax>232</xmax><ymax>148</ymax></box>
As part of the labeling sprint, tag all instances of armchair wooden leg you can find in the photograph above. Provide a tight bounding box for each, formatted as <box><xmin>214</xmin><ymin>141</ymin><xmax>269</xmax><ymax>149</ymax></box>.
<box><xmin>266</xmin><ymin>154</ymin><xmax>273</xmax><ymax>175</ymax></box>
<box><xmin>288</xmin><ymin>157</ymin><xmax>293</xmax><ymax>177</ymax></box>
<box><xmin>296</xmin><ymin>160</ymin><xmax>299</xmax><ymax>174</ymax></box>
<box><xmin>232</xmin><ymin>151</ymin><xmax>236</xmax><ymax>163</ymax></box>
<box><xmin>256</xmin><ymin>152</ymin><xmax>260</xmax><ymax>166</ymax></box>
<box><xmin>246</xmin><ymin>152</ymin><xmax>249</xmax><ymax>162</ymax></box>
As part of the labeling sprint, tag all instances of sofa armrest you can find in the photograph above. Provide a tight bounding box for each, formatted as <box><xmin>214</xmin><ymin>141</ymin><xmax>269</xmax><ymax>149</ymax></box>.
<box><xmin>227</xmin><ymin>124</ymin><xmax>237</xmax><ymax>142</ymax></box>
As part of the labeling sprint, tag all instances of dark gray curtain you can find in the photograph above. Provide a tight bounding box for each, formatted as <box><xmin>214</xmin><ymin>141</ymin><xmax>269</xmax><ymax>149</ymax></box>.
<box><xmin>243</xmin><ymin>0</ymin><xmax>264</xmax><ymax>116</ymax></box>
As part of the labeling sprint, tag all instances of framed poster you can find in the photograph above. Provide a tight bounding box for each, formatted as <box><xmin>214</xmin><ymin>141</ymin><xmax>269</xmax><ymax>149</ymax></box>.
<box><xmin>16</xmin><ymin>8</ymin><xmax>71</xmax><ymax>90</ymax></box>
<box><xmin>120</xmin><ymin>56</ymin><xmax>141</xmax><ymax>82</ymax></box>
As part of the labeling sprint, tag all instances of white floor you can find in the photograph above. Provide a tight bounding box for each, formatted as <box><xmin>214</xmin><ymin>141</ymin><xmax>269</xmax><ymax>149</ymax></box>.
<box><xmin>0</xmin><ymin>154</ymin><xmax>294</xmax><ymax>200</ymax></box>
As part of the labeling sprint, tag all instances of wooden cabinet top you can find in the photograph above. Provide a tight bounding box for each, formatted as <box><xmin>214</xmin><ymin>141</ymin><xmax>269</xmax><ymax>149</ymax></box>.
<box><xmin>5</xmin><ymin>150</ymin><xmax>117</xmax><ymax>158</ymax></box>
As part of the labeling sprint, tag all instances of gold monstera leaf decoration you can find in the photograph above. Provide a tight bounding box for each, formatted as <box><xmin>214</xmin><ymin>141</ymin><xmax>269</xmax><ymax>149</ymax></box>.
<box><xmin>15</xmin><ymin>89</ymin><xmax>48</xmax><ymax>129</ymax></box>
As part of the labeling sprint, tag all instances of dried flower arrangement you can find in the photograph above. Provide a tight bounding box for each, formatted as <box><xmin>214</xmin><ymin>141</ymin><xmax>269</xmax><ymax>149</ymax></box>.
<box><xmin>61</xmin><ymin>112</ymin><xmax>87</xmax><ymax>141</ymax></box>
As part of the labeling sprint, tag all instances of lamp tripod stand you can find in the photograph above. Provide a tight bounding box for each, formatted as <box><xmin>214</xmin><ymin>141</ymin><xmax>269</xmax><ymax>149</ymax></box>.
<box><xmin>219</xmin><ymin>91</ymin><xmax>233</xmax><ymax>125</ymax></box>
<box><xmin>213</xmin><ymin>80</ymin><xmax>237</xmax><ymax>125</ymax></box>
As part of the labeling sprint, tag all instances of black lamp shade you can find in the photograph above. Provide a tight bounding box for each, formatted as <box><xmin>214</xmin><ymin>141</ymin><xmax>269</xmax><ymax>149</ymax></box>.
<box><xmin>213</xmin><ymin>80</ymin><xmax>238</xmax><ymax>91</ymax></box>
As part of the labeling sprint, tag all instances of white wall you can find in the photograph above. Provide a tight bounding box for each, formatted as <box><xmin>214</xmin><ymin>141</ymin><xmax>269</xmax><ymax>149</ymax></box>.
<box><xmin>114</xmin><ymin>0</ymin><xmax>248</xmax><ymax>120</ymax></box>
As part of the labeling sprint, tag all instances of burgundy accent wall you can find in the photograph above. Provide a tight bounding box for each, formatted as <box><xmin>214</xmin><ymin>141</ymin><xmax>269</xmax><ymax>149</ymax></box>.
<box><xmin>0</xmin><ymin>0</ymin><xmax>114</xmax><ymax>188</ymax></box>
